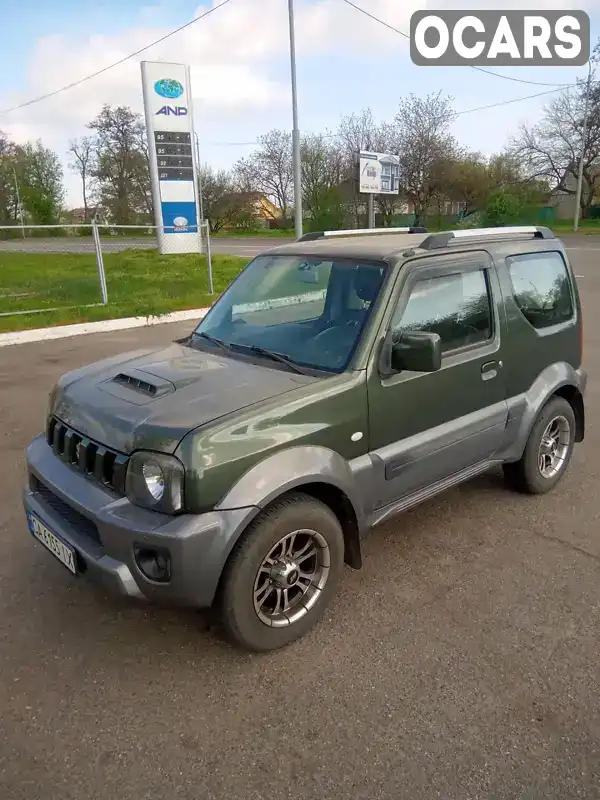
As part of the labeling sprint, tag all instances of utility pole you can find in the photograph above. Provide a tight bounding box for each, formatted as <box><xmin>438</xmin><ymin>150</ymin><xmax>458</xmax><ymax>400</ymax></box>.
<box><xmin>574</xmin><ymin>61</ymin><xmax>593</xmax><ymax>232</ymax></box>
<box><xmin>367</xmin><ymin>194</ymin><xmax>375</xmax><ymax>228</ymax></box>
<box><xmin>287</xmin><ymin>0</ymin><xmax>303</xmax><ymax>239</ymax></box>
<box><xmin>12</xmin><ymin>168</ymin><xmax>25</xmax><ymax>238</ymax></box>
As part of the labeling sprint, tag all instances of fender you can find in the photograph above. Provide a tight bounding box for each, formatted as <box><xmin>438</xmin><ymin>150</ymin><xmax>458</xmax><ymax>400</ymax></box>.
<box><xmin>500</xmin><ymin>362</ymin><xmax>587</xmax><ymax>463</ymax></box>
<box><xmin>215</xmin><ymin>445</ymin><xmax>369</xmax><ymax>568</ymax></box>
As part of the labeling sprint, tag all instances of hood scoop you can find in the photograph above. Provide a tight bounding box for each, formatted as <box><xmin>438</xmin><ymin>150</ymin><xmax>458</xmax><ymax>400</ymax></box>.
<box><xmin>98</xmin><ymin>368</ymin><xmax>176</xmax><ymax>406</ymax></box>
<box><xmin>113</xmin><ymin>373</ymin><xmax>158</xmax><ymax>396</ymax></box>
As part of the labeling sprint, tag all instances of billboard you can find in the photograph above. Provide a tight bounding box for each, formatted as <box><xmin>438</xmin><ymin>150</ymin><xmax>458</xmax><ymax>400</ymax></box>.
<box><xmin>359</xmin><ymin>151</ymin><xmax>400</xmax><ymax>195</ymax></box>
<box><xmin>141</xmin><ymin>61</ymin><xmax>201</xmax><ymax>254</ymax></box>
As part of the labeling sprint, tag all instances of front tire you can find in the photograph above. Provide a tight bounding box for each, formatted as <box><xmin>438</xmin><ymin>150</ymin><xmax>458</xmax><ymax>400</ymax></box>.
<box><xmin>218</xmin><ymin>492</ymin><xmax>345</xmax><ymax>652</ymax></box>
<box><xmin>503</xmin><ymin>396</ymin><xmax>576</xmax><ymax>495</ymax></box>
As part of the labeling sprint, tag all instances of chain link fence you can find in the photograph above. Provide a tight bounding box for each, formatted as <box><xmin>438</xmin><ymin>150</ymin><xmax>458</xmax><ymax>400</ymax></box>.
<box><xmin>0</xmin><ymin>221</ymin><xmax>213</xmax><ymax>319</ymax></box>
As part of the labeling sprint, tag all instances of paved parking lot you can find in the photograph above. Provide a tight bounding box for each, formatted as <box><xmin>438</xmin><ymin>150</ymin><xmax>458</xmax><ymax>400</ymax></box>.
<box><xmin>1</xmin><ymin>241</ymin><xmax>599</xmax><ymax>799</ymax></box>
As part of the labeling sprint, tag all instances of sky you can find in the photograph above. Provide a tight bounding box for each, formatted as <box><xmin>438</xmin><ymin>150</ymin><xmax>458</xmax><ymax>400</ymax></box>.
<box><xmin>0</xmin><ymin>0</ymin><xmax>598</xmax><ymax>208</ymax></box>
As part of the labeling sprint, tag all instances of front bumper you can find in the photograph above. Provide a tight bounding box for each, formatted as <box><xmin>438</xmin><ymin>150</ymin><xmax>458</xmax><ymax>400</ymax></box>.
<box><xmin>23</xmin><ymin>435</ymin><xmax>257</xmax><ymax>608</ymax></box>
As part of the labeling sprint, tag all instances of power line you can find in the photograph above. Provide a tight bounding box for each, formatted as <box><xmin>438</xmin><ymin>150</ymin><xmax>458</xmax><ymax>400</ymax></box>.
<box><xmin>205</xmin><ymin>83</ymin><xmax>574</xmax><ymax>147</ymax></box>
<box><xmin>0</xmin><ymin>0</ymin><xmax>234</xmax><ymax>115</ymax></box>
<box><xmin>455</xmin><ymin>85</ymin><xmax>570</xmax><ymax>115</ymax></box>
<box><xmin>340</xmin><ymin>0</ymin><xmax>578</xmax><ymax>89</ymax></box>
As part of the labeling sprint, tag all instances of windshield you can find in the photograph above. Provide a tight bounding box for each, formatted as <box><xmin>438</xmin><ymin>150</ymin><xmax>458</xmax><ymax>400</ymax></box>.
<box><xmin>193</xmin><ymin>254</ymin><xmax>388</xmax><ymax>373</ymax></box>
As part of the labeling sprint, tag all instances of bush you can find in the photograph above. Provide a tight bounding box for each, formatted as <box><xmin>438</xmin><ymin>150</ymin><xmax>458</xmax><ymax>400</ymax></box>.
<box><xmin>483</xmin><ymin>191</ymin><xmax>523</xmax><ymax>227</ymax></box>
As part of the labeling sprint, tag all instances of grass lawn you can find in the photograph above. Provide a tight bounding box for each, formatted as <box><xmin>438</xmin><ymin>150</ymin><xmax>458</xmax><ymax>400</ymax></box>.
<box><xmin>211</xmin><ymin>228</ymin><xmax>294</xmax><ymax>238</ymax></box>
<box><xmin>0</xmin><ymin>250</ymin><xmax>249</xmax><ymax>333</ymax></box>
<box><xmin>550</xmin><ymin>220</ymin><xmax>600</xmax><ymax>234</ymax></box>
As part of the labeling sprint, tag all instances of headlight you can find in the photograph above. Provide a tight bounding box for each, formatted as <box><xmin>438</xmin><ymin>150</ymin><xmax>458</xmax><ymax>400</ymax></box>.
<box><xmin>142</xmin><ymin>461</ymin><xmax>165</xmax><ymax>501</ymax></box>
<box><xmin>125</xmin><ymin>451</ymin><xmax>184</xmax><ymax>514</ymax></box>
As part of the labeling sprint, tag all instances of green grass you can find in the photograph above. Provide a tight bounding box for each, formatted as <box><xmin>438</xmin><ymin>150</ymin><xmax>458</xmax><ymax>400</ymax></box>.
<box><xmin>0</xmin><ymin>250</ymin><xmax>249</xmax><ymax>333</ymax></box>
<box><xmin>211</xmin><ymin>227</ymin><xmax>294</xmax><ymax>238</ymax></box>
<box><xmin>549</xmin><ymin>219</ymin><xmax>600</xmax><ymax>234</ymax></box>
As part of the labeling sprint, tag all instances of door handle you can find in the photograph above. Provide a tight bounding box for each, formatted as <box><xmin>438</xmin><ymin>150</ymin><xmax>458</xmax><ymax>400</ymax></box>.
<box><xmin>481</xmin><ymin>361</ymin><xmax>498</xmax><ymax>381</ymax></box>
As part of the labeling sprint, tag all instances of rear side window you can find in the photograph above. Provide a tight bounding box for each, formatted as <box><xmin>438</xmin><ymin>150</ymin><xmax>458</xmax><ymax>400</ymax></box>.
<box><xmin>506</xmin><ymin>252</ymin><xmax>574</xmax><ymax>329</ymax></box>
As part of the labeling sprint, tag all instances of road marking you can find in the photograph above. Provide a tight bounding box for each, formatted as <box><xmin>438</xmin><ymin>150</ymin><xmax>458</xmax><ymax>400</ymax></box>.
<box><xmin>566</xmin><ymin>246</ymin><xmax>600</xmax><ymax>252</ymax></box>
<box><xmin>0</xmin><ymin>307</ymin><xmax>210</xmax><ymax>348</ymax></box>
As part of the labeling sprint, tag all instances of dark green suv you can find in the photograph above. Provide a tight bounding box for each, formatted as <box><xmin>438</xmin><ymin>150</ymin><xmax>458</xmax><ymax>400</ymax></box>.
<box><xmin>23</xmin><ymin>226</ymin><xmax>586</xmax><ymax>652</ymax></box>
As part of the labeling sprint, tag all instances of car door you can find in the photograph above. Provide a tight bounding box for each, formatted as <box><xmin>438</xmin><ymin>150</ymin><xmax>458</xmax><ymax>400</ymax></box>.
<box><xmin>367</xmin><ymin>250</ymin><xmax>509</xmax><ymax>510</ymax></box>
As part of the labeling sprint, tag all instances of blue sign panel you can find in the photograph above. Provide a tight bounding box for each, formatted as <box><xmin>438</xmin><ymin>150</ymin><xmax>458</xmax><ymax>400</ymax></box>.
<box><xmin>161</xmin><ymin>201</ymin><xmax>198</xmax><ymax>234</ymax></box>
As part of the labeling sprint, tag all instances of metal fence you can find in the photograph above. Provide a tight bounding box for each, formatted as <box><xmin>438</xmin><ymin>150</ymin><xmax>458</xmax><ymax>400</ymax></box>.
<box><xmin>0</xmin><ymin>221</ymin><xmax>214</xmax><ymax>319</ymax></box>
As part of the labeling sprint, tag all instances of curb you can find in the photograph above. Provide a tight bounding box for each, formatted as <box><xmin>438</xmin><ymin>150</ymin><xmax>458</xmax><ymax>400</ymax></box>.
<box><xmin>0</xmin><ymin>307</ymin><xmax>209</xmax><ymax>348</ymax></box>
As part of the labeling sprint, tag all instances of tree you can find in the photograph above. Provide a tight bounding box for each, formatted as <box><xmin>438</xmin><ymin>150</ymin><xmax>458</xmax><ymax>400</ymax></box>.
<box><xmin>301</xmin><ymin>133</ymin><xmax>347</xmax><ymax>230</ymax></box>
<box><xmin>68</xmin><ymin>136</ymin><xmax>96</xmax><ymax>221</ymax></box>
<box><xmin>198</xmin><ymin>165</ymin><xmax>258</xmax><ymax>232</ymax></box>
<box><xmin>510</xmin><ymin>76</ymin><xmax>600</xmax><ymax>219</ymax></box>
<box><xmin>436</xmin><ymin>153</ymin><xmax>489</xmax><ymax>218</ymax></box>
<box><xmin>336</xmin><ymin>109</ymin><xmax>399</xmax><ymax>225</ymax></box>
<box><xmin>235</xmin><ymin>130</ymin><xmax>293</xmax><ymax>221</ymax></box>
<box><xmin>88</xmin><ymin>105</ymin><xmax>152</xmax><ymax>223</ymax></box>
<box><xmin>391</xmin><ymin>92</ymin><xmax>459</xmax><ymax>224</ymax></box>
<box><xmin>0</xmin><ymin>132</ymin><xmax>19</xmax><ymax>225</ymax></box>
<box><xmin>15</xmin><ymin>140</ymin><xmax>64</xmax><ymax>224</ymax></box>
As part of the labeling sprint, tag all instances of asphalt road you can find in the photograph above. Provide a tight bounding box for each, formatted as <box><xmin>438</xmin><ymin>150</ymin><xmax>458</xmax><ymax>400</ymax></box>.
<box><xmin>0</xmin><ymin>231</ymin><xmax>599</xmax><ymax>259</ymax></box>
<box><xmin>1</xmin><ymin>243</ymin><xmax>599</xmax><ymax>799</ymax></box>
<box><xmin>0</xmin><ymin>236</ymin><xmax>293</xmax><ymax>258</ymax></box>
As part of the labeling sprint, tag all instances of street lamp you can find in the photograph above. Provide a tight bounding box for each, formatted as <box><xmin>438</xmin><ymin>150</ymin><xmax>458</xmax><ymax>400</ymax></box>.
<box><xmin>288</xmin><ymin>0</ymin><xmax>303</xmax><ymax>239</ymax></box>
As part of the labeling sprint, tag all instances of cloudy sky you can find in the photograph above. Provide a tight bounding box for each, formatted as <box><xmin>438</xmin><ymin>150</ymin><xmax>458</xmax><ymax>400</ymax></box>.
<box><xmin>0</xmin><ymin>0</ymin><xmax>597</xmax><ymax>208</ymax></box>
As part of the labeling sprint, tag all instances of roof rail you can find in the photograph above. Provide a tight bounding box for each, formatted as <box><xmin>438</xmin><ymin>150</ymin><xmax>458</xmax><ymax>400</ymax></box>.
<box><xmin>420</xmin><ymin>226</ymin><xmax>555</xmax><ymax>251</ymax></box>
<box><xmin>297</xmin><ymin>226</ymin><xmax>427</xmax><ymax>242</ymax></box>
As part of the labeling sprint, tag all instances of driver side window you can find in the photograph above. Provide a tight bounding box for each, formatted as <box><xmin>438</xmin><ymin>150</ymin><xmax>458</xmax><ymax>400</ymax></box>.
<box><xmin>392</xmin><ymin>267</ymin><xmax>493</xmax><ymax>353</ymax></box>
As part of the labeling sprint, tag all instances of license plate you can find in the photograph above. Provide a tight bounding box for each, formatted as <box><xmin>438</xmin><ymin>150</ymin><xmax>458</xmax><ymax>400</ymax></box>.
<box><xmin>27</xmin><ymin>511</ymin><xmax>77</xmax><ymax>575</ymax></box>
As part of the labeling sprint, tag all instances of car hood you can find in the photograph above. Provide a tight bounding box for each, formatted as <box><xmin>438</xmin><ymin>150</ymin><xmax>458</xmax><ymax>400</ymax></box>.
<box><xmin>51</xmin><ymin>342</ymin><xmax>318</xmax><ymax>454</ymax></box>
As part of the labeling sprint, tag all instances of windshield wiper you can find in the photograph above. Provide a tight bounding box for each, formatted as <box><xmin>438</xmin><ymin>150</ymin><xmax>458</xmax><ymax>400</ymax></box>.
<box><xmin>193</xmin><ymin>332</ymin><xmax>233</xmax><ymax>355</ymax></box>
<box><xmin>237</xmin><ymin>344</ymin><xmax>311</xmax><ymax>375</ymax></box>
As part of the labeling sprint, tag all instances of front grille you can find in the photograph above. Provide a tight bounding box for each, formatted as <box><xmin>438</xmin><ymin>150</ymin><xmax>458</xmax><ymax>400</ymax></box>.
<box><xmin>47</xmin><ymin>416</ymin><xmax>128</xmax><ymax>495</ymax></box>
<box><xmin>33</xmin><ymin>478</ymin><xmax>103</xmax><ymax>549</ymax></box>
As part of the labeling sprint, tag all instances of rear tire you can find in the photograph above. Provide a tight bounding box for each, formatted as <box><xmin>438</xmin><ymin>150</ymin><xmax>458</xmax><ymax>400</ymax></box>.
<box><xmin>503</xmin><ymin>396</ymin><xmax>576</xmax><ymax>495</ymax></box>
<box><xmin>218</xmin><ymin>492</ymin><xmax>345</xmax><ymax>652</ymax></box>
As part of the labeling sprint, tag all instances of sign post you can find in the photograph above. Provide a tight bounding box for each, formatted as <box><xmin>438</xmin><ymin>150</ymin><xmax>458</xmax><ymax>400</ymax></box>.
<box><xmin>358</xmin><ymin>151</ymin><xmax>400</xmax><ymax>228</ymax></box>
<box><xmin>141</xmin><ymin>61</ymin><xmax>201</xmax><ymax>254</ymax></box>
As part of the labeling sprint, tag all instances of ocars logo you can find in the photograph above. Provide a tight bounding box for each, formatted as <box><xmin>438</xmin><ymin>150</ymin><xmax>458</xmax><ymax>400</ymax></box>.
<box><xmin>154</xmin><ymin>78</ymin><xmax>184</xmax><ymax>99</ymax></box>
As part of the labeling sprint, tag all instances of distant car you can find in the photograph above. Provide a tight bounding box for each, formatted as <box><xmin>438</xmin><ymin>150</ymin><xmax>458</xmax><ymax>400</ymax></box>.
<box><xmin>24</xmin><ymin>225</ymin><xmax>586</xmax><ymax>652</ymax></box>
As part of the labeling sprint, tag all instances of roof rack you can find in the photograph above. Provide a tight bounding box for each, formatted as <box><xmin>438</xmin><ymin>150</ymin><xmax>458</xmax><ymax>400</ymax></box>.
<box><xmin>420</xmin><ymin>226</ymin><xmax>555</xmax><ymax>251</ymax></box>
<box><xmin>297</xmin><ymin>226</ymin><xmax>427</xmax><ymax>242</ymax></box>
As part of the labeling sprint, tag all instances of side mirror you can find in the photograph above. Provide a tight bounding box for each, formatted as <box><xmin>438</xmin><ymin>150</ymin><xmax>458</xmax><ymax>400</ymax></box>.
<box><xmin>390</xmin><ymin>330</ymin><xmax>442</xmax><ymax>373</ymax></box>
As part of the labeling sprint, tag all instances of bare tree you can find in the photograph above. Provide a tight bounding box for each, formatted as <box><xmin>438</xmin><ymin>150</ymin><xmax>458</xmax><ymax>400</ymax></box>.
<box><xmin>235</xmin><ymin>130</ymin><xmax>293</xmax><ymax>221</ymax></box>
<box><xmin>511</xmin><ymin>78</ymin><xmax>600</xmax><ymax>218</ymax></box>
<box><xmin>68</xmin><ymin>136</ymin><xmax>95</xmax><ymax>221</ymax></box>
<box><xmin>391</xmin><ymin>92</ymin><xmax>459</xmax><ymax>224</ymax></box>
<box><xmin>336</xmin><ymin>109</ymin><xmax>397</xmax><ymax>225</ymax></box>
